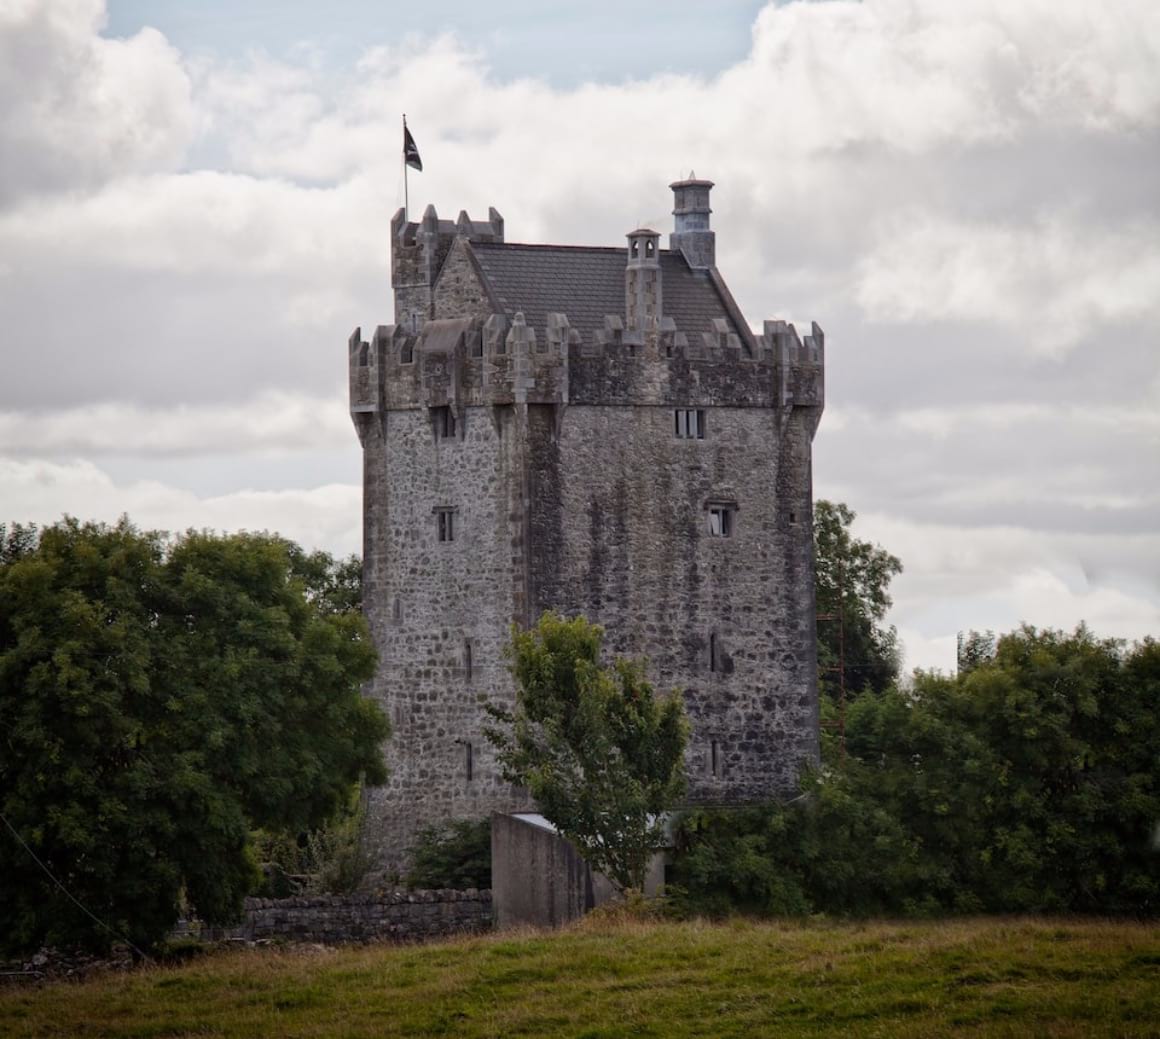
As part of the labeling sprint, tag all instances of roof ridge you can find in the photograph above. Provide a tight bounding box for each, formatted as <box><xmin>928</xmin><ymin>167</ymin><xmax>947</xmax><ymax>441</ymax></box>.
<box><xmin>471</xmin><ymin>241</ymin><xmax>626</xmax><ymax>254</ymax></box>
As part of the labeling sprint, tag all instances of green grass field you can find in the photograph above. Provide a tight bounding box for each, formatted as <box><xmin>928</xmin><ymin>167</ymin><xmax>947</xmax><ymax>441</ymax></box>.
<box><xmin>2</xmin><ymin>916</ymin><xmax>1158</xmax><ymax>1038</ymax></box>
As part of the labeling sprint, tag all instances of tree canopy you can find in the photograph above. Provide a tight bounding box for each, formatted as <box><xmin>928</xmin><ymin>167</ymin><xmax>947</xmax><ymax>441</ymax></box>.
<box><xmin>486</xmin><ymin>612</ymin><xmax>688</xmax><ymax>893</ymax></box>
<box><xmin>673</xmin><ymin>625</ymin><xmax>1160</xmax><ymax>918</ymax></box>
<box><xmin>813</xmin><ymin>500</ymin><xmax>902</xmax><ymax>701</ymax></box>
<box><xmin>0</xmin><ymin>518</ymin><xmax>387</xmax><ymax>953</ymax></box>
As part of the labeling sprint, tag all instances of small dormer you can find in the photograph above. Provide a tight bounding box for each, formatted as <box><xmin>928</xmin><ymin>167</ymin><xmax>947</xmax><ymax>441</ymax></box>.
<box><xmin>625</xmin><ymin>227</ymin><xmax>662</xmax><ymax>332</ymax></box>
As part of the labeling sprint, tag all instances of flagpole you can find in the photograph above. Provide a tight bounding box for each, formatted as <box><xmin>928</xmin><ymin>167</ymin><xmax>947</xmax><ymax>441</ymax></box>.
<box><xmin>403</xmin><ymin>114</ymin><xmax>409</xmax><ymax>223</ymax></box>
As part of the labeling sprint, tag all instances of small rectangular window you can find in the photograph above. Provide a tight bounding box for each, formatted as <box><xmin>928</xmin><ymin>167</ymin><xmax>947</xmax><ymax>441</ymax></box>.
<box><xmin>708</xmin><ymin>505</ymin><xmax>733</xmax><ymax>537</ymax></box>
<box><xmin>436</xmin><ymin>508</ymin><xmax>455</xmax><ymax>542</ymax></box>
<box><xmin>674</xmin><ymin>408</ymin><xmax>705</xmax><ymax>439</ymax></box>
<box><xmin>433</xmin><ymin>406</ymin><xmax>456</xmax><ymax>439</ymax></box>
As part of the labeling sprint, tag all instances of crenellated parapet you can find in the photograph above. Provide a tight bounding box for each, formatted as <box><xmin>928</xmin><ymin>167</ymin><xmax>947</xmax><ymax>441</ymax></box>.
<box><xmin>350</xmin><ymin>310</ymin><xmax>826</xmax><ymax>421</ymax></box>
<box><xmin>764</xmin><ymin>319</ymin><xmax>825</xmax><ymax>413</ymax></box>
<box><xmin>391</xmin><ymin>203</ymin><xmax>504</xmax><ymax>332</ymax></box>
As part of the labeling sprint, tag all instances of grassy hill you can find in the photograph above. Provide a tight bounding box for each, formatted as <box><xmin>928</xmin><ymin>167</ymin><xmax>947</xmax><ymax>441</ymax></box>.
<box><xmin>2</xmin><ymin>916</ymin><xmax>1157</xmax><ymax>1037</ymax></box>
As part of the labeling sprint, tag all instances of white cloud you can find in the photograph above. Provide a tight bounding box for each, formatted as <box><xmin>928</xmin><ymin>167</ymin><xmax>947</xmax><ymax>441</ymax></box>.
<box><xmin>855</xmin><ymin>215</ymin><xmax>1160</xmax><ymax>353</ymax></box>
<box><xmin>0</xmin><ymin>0</ymin><xmax>194</xmax><ymax>203</ymax></box>
<box><xmin>0</xmin><ymin>458</ymin><xmax>361</xmax><ymax>556</ymax></box>
<box><xmin>0</xmin><ymin>391</ymin><xmax>351</xmax><ymax>457</ymax></box>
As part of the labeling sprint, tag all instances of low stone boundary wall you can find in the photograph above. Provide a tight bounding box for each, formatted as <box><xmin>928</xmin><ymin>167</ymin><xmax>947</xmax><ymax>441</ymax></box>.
<box><xmin>199</xmin><ymin>889</ymin><xmax>492</xmax><ymax>945</ymax></box>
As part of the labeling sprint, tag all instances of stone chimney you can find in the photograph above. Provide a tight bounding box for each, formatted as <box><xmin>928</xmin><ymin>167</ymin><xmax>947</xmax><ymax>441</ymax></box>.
<box><xmin>669</xmin><ymin>176</ymin><xmax>715</xmax><ymax>269</ymax></box>
<box><xmin>625</xmin><ymin>227</ymin><xmax>662</xmax><ymax>331</ymax></box>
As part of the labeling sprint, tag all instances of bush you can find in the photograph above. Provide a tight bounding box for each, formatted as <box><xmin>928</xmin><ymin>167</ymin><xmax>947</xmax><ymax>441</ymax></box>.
<box><xmin>405</xmin><ymin>819</ymin><xmax>491</xmax><ymax>890</ymax></box>
<box><xmin>670</xmin><ymin>626</ymin><xmax>1160</xmax><ymax>919</ymax></box>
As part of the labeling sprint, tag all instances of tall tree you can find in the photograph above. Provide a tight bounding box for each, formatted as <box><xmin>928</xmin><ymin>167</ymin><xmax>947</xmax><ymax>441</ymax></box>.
<box><xmin>0</xmin><ymin>518</ymin><xmax>388</xmax><ymax>953</ymax></box>
<box><xmin>486</xmin><ymin>612</ymin><xmax>688</xmax><ymax>893</ymax></box>
<box><xmin>813</xmin><ymin>500</ymin><xmax>902</xmax><ymax>701</ymax></box>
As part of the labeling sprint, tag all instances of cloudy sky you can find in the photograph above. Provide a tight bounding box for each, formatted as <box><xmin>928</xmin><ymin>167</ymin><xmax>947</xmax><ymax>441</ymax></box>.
<box><xmin>2</xmin><ymin>0</ymin><xmax>1158</xmax><ymax>672</ymax></box>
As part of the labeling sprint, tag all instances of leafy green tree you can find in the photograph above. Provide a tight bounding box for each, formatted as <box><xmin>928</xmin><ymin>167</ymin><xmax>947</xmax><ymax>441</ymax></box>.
<box><xmin>673</xmin><ymin>625</ymin><xmax>1160</xmax><ymax>918</ymax></box>
<box><xmin>814</xmin><ymin>500</ymin><xmax>902</xmax><ymax>701</ymax></box>
<box><xmin>0</xmin><ymin>518</ymin><xmax>388</xmax><ymax>954</ymax></box>
<box><xmin>486</xmin><ymin>612</ymin><xmax>688</xmax><ymax>893</ymax></box>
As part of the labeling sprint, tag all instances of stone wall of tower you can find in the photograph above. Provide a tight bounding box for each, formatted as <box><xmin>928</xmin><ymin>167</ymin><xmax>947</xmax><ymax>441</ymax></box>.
<box><xmin>359</xmin><ymin>403</ymin><xmax>533</xmax><ymax>870</ymax></box>
<box><xmin>525</xmin><ymin>374</ymin><xmax>821</xmax><ymax>803</ymax></box>
<box><xmin>351</xmin><ymin>310</ymin><xmax>823</xmax><ymax>864</ymax></box>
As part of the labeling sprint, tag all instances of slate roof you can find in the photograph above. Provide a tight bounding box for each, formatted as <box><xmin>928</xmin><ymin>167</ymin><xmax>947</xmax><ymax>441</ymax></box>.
<box><xmin>467</xmin><ymin>242</ymin><xmax>743</xmax><ymax>343</ymax></box>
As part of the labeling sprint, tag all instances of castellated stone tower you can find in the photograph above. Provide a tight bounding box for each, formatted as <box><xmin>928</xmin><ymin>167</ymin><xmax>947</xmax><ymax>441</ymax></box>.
<box><xmin>348</xmin><ymin>178</ymin><xmax>825</xmax><ymax>870</ymax></box>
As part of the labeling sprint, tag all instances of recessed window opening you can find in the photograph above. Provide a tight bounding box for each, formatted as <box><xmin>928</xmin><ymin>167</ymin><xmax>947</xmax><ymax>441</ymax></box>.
<box><xmin>436</xmin><ymin>508</ymin><xmax>455</xmax><ymax>543</ymax></box>
<box><xmin>434</xmin><ymin>406</ymin><xmax>456</xmax><ymax>439</ymax></box>
<box><xmin>711</xmin><ymin>739</ymin><xmax>719</xmax><ymax>777</ymax></box>
<box><xmin>674</xmin><ymin>409</ymin><xmax>705</xmax><ymax>439</ymax></box>
<box><xmin>464</xmin><ymin>640</ymin><xmax>473</xmax><ymax>683</ymax></box>
<box><xmin>708</xmin><ymin>505</ymin><xmax>733</xmax><ymax>538</ymax></box>
<box><xmin>464</xmin><ymin>741</ymin><xmax>473</xmax><ymax>782</ymax></box>
<box><xmin>709</xmin><ymin>633</ymin><xmax>719</xmax><ymax>673</ymax></box>
<box><xmin>393</xmin><ymin>597</ymin><xmax>402</xmax><ymax>623</ymax></box>
<box><xmin>401</xmin><ymin>340</ymin><xmax>414</xmax><ymax>364</ymax></box>
<box><xmin>789</xmin><ymin>511</ymin><xmax>797</xmax><ymax>524</ymax></box>
<box><xmin>631</xmin><ymin>239</ymin><xmax>639</xmax><ymax>258</ymax></box>
<box><xmin>645</xmin><ymin>239</ymin><xmax>655</xmax><ymax>257</ymax></box>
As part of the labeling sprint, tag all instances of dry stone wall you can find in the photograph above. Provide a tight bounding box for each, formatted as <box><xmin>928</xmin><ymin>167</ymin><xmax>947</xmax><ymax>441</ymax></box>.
<box><xmin>203</xmin><ymin>890</ymin><xmax>491</xmax><ymax>945</ymax></box>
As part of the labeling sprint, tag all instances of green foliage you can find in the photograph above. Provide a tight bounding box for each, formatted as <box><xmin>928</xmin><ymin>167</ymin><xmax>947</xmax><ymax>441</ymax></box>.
<box><xmin>814</xmin><ymin>500</ymin><xmax>902</xmax><ymax>700</ymax></box>
<box><xmin>252</xmin><ymin>790</ymin><xmax>372</xmax><ymax>898</ymax></box>
<box><xmin>673</xmin><ymin>625</ymin><xmax>1160</xmax><ymax>918</ymax></box>
<box><xmin>405</xmin><ymin>819</ymin><xmax>492</xmax><ymax>890</ymax></box>
<box><xmin>485</xmin><ymin>612</ymin><xmax>689</xmax><ymax>893</ymax></box>
<box><xmin>0</xmin><ymin>518</ymin><xmax>388</xmax><ymax>954</ymax></box>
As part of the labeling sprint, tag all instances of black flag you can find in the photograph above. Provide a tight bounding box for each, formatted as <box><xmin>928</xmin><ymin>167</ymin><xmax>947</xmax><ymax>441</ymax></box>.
<box><xmin>403</xmin><ymin>123</ymin><xmax>423</xmax><ymax>171</ymax></box>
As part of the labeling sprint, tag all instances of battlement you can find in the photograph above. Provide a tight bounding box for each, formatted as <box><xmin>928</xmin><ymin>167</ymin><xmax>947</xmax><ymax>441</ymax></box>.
<box><xmin>349</xmin><ymin>310</ymin><xmax>825</xmax><ymax>419</ymax></box>
<box><xmin>390</xmin><ymin>204</ymin><xmax>505</xmax><ymax>247</ymax></box>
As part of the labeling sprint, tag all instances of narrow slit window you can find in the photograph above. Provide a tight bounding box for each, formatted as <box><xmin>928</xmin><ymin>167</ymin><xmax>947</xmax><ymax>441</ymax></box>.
<box><xmin>464</xmin><ymin>741</ymin><xmax>473</xmax><ymax>782</ymax></box>
<box><xmin>464</xmin><ymin>640</ymin><xmax>473</xmax><ymax>683</ymax></box>
<box><xmin>711</xmin><ymin>739</ymin><xmax>719</xmax><ymax>777</ymax></box>
<box><xmin>436</xmin><ymin>508</ymin><xmax>455</xmax><ymax>543</ymax></box>
<box><xmin>709</xmin><ymin>633</ymin><xmax>718</xmax><ymax>673</ymax></box>
<box><xmin>708</xmin><ymin>505</ymin><xmax>733</xmax><ymax>538</ymax></box>
<box><xmin>433</xmin><ymin>406</ymin><xmax>456</xmax><ymax>439</ymax></box>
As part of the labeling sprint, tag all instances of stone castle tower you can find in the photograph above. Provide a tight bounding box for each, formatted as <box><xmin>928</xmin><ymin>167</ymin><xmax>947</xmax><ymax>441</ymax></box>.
<box><xmin>348</xmin><ymin>178</ymin><xmax>825</xmax><ymax>868</ymax></box>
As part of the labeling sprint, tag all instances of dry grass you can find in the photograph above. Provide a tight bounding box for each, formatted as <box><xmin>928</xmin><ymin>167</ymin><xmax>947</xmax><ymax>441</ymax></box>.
<box><xmin>2</xmin><ymin>916</ymin><xmax>1157</xmax><ymax>1037</ymax></box>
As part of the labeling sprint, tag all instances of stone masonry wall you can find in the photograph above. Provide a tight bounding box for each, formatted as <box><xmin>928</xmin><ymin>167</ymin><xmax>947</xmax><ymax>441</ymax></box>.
<box><xmin>360</xmin><ymin>405</ymin><xmax>532</xmax><ymax>872</ymax></box>
<box><xmin>206</xmin><ymin>890</ymin><xmax>491</xmax><ymax>945</ymax></box>
<box><xmin>529</xmin><ymin>403</ymin><xmax>819</xmax><ymax>801</ymax></box>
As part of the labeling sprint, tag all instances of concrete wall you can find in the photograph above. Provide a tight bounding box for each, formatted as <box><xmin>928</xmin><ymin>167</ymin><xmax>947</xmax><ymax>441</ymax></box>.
<box><xmin>491</xmin><ymin>814</ymin><xmax>664</xmax><ymax>930</ymax></box>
